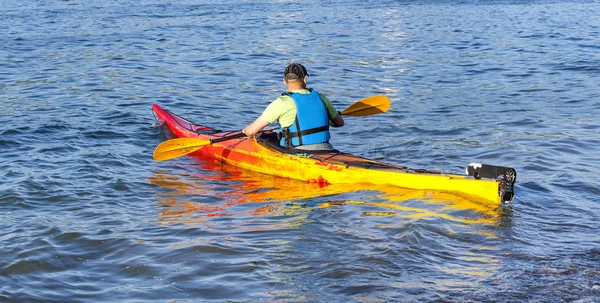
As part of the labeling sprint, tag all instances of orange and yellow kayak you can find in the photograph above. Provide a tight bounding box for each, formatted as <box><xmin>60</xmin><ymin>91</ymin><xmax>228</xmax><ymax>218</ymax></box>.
<box><xmin>152</xmin><ymin>104</ymin><xmax>516</xmax><ymax>204</ymax></box>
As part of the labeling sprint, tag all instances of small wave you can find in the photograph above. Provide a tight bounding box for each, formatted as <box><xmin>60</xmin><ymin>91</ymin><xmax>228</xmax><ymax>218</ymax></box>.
<box><xmin>553</xmin><ymin>59</ymin><xmax>600</xmax><ymax>74</ymax></box>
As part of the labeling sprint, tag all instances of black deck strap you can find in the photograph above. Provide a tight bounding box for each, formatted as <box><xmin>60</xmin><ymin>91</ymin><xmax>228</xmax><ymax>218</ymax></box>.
<box><xmin>309</xmin><ymin>153</ymin><xmax>349</xmax><ymax>168</ymax></box>
<box><xmin>162</xmin><ymin>107</ymin><xmax>218</xmax><ymax>135</ymax></box>
<box><xmin>408</xmin><ymin>168</ymin><xmax>441</xmax><ymax>174</ymax></box>
<box><xmin>165</xmin><ymin>109</ymin><xmax>192</xmax><ymax>131</ymax></box>
<box><xmin>317</xmin><ymin>152</ymin><xmax>344</xmax><ymax>163</ymax></box>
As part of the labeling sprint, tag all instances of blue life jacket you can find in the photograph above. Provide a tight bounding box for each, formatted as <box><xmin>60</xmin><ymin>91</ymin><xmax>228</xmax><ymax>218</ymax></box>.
<box><xmin>279</xmin><ymin>89</ymin><xmax>330</xmax><ymax>148</ymax></box>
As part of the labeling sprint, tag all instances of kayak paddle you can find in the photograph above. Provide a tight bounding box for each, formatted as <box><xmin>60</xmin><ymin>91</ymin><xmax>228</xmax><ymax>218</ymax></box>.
<box><xmin>153</xmin><ymin>95</ymin><xmax>391</xmax><ymax>162</ymax></box>
<box><xmin>340</xmin><ymin>95</ymin><xmax>390</xmax><ymax>116</ymax></box>
<box><xmin>153</xmin><ymin>132</ymin><xmax>246</xmax><ymax>162</ymax></box>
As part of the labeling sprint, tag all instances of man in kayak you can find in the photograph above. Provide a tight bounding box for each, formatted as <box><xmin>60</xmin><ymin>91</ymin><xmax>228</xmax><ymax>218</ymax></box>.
<box><xmin>242</xmin><ymin>63</ymin><xmax>344</xmax><ymax>150</ymax></box>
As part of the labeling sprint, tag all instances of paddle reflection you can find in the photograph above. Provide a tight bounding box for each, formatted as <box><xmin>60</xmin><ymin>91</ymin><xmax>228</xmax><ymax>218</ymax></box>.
<box><xmin>150</xmin><ymin>155</ymin><xmax>503</xmax><ymax>227</ymax></box>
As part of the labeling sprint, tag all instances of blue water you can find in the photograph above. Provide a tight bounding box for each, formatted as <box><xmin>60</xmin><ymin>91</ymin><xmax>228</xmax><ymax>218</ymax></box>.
<box><xmin>2</xmin><ymin>0</ymin><xmax>600</xmax><ymax>302</ymax></box>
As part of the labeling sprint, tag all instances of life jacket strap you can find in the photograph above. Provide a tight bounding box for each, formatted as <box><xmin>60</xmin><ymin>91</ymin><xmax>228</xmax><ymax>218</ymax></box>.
<box><xmin>281</xmin><ymin>125</ymin><xmax>329</xmax><ymax>149</ymax></box>
<box><xmin>287</xmin><ymin>125</ymin><xmax>329</xmax><ymax>139</ymax></box>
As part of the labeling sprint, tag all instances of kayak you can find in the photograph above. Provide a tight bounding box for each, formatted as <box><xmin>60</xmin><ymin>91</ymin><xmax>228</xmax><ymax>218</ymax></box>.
<box><xmin>152</xmin><ymin>104</ymin><xmax>516</xmax><ymax>204</ymax></box>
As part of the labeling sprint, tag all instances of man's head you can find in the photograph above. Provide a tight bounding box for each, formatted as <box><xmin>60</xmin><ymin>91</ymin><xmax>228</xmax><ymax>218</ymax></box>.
<box><xmin>283</xmin><ymin>63</ymin><xmax>308</xmax><ymax>87</ymax></box>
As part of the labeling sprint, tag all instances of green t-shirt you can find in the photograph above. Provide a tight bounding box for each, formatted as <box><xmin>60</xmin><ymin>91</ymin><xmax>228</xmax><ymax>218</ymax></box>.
<box><xmin>261</xmin><ymin>89</ymin><xmax>339</xmax><ymax>128</ymax></box>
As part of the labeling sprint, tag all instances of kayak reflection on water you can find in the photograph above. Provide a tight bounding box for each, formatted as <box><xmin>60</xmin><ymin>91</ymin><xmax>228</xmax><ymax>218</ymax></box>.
<box><xmin>148</xmin><ymin>154</ymin><xmax>505</xmax><ymax>229</ymax></box>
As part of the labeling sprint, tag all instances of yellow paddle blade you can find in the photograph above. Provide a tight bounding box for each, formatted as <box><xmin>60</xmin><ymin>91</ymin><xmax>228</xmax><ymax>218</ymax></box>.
<box><xmin>341</xmin><ymin>95</ymin><xmax>390</xmax><ymax>116</ymax></box>
<box><xmin>153</xmin><ymin>138</ymin><xmax>211</xmax><ymax>162</ymax></box>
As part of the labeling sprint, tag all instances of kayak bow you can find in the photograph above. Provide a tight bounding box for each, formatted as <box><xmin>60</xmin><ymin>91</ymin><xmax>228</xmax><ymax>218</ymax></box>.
<box><xmin>152</xmin><ymin>104</ymin><xmax>516</xmax><ymax>204</ymax></box>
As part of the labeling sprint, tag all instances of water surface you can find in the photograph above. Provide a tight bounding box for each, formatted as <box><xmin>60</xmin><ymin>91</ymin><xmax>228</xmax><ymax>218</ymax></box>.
<box><xmin>1</xmin><ymin>0</ymin><xmax>600</xmax><ymax>302</ymax></box>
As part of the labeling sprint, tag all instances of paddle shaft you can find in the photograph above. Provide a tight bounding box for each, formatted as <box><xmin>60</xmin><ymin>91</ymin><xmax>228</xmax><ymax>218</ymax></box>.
<box><xmin>210</xmin><ymin>131</ymin><xmax>246</xmax><ymax>144</ymax></box>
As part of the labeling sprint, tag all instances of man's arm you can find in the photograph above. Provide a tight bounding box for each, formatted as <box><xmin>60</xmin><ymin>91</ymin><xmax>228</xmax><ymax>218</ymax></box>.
<box><xmin>242</xmin><ymin>115</ymin><xmax>271</xmax><ymax>137</ymax></box>
<box><xmin>320</xmin><ymin>93</ymin><xmax>344</xmax><ymax>127</ymax></box>
<box><xmin>330</xmin><ymin>112</ymin><xmax>344</xmax><ymax>127</ymax></box>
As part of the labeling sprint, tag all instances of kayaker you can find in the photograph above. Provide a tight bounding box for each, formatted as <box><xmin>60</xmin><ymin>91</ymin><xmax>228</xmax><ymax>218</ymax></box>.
<box><xmin>242</xmin><ymin>63</ymin><xmax>344</xmax><ymax>150</ymax></box>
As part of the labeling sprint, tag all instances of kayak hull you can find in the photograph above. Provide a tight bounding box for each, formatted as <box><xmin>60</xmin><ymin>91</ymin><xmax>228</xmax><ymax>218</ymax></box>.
<box><xmin>152</xmin><ymin>104</ymin><xmax>516</xmax><ymax>204</ymax></box>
